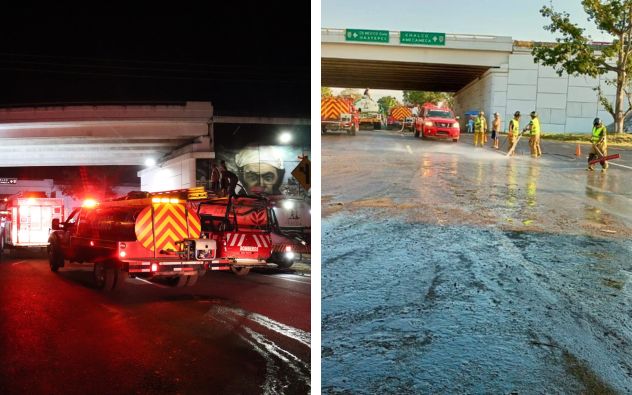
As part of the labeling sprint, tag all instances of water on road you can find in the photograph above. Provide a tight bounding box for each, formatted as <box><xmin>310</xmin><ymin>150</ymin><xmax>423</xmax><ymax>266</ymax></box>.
<box><xmin>322</xmin><ymin>131</ymin><xmax>632</xmax><ymax>394</ymax></box>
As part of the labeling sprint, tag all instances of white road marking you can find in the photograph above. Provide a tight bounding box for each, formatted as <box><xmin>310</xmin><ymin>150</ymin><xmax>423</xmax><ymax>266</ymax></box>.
<box><xmin>134</xmin><ymin>277</ymin><xmax>168</xmax><ymax>288</ymax></box>
<box><xmin>406</xmin><ymin>145</ymin><xmax>413</xmax><ymax>154</ymax></box>
<box><xmin>275</xmin><ymin>274</ymin><xmax>311</xmax><ymax>285</ymax></box>
<box><xmin>609</xmin><ymin>162</ymin><xmax>632</xmax><ymax>170</ymax></box>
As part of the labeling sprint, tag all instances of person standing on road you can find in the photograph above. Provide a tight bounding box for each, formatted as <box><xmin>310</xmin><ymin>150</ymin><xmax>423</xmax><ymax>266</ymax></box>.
<box><xmin>527</xmin><ymin>111</ymin><xmax>542</xmax><ymax>158</ymax></box>
<box><xmin>588</xmin><ymin>117</ymin><xmax>608</xmax><ymax>172</ymax></box>
<box><xmin>507</xmin><ymin>111</ymin><xmax>521</xmax><ymax>156</ymax></box>
<box><xmin>491</xmin><ymin>112</ymin><xmax>501</xmax><ymax>149</ymax></box>
<box><xmin>210</xmin><ymin>161</ymin><xmax>221</xmax><ymax>193</ymax></box>
<box><xmin>219</xmin><ymin>160</ymin><xmax>229</xmax><ymax>196</ymax></box>
<box><xmin>474</xmin><ymin>111</ymin><xmax>487</xmax><ymax>147</ymax></box>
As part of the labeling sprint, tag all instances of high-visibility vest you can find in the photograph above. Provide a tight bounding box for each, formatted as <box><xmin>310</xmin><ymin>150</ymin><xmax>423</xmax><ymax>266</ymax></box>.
<box><xmin>509</xmin><ymin>119</ymin><xmax>520</xmax><ymax>136</ymax></box>
<box><xmin>592</xmin><ymin>125</ymin><xmax>606</xmax><ymax>143</ymax></box>
<box><xmin>475</xmin><ymin>116</ymin><xmax>486</xmax><ymax>132</ymax></box>
<box><xmin>530</xmin><ymin>118</ymin><xmax>541</xmax><ymax>136</ymax></box>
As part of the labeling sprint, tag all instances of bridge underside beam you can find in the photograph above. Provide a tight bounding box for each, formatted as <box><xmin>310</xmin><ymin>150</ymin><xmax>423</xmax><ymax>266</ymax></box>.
<box><xmin>322</xmin><ymin>58</ymin><xmax>491</xmax><ymax>92</ymax></box>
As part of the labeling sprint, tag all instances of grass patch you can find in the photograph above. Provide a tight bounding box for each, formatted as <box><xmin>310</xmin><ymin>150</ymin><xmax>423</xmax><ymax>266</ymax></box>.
<box><xmin>536</xmin><ymin>133</ymin><xmax>632</xmax><ymax>147</ymax></box>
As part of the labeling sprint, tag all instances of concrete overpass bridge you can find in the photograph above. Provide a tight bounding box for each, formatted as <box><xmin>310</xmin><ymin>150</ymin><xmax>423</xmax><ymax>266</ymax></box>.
<box><xmin>0</xmin><ymin>101</ymin><xmax>309</xmax><ymax>191</ymax></box>
<box><xmin>322</xmin><ymin>28</ymin><xmax>614</xmax><ymax>133</ymax></box>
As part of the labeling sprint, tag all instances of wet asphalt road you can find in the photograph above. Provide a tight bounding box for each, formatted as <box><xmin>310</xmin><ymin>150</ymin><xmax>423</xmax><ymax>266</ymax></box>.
<box><xmin>0</xmin><ymin>252</ymin><xmax>310</xmax><ymax>395</ymax></box>
<box><xmin>322</xmin><ymin>130</ymin><xmax>632</xmax><ymax>394</ymax></box>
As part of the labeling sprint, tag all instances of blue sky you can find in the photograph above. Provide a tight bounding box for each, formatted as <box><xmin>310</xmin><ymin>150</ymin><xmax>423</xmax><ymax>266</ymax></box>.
<box><xmin>322</xmin><ymin>0</ymin><xmax>613</xmax><ymax>42</ymax></box>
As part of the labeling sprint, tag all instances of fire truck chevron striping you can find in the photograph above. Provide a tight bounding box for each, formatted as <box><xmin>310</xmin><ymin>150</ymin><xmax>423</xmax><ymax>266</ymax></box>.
<box><xmin>390</xmin><ymin>106</ymin><xmax>412</xmax><ymax>121</ymax></box>
<box><xmin>321</xmin><ymin>98</ymin><xmax>352</xmax><ymax>120</ymax></box>
<box><xmin>135</xmin><ymin>203</ymin><xmax>201</xmax><ymax>251</ymax></box>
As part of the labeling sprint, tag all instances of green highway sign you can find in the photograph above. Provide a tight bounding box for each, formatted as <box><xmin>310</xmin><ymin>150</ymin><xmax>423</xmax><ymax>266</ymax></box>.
<box><xmin>400</xmin><ymin>31</ymin><xmax>446</xmax><ymax>46</ymax></box>
<box><xmin>345</xmin><ymin>29</ymin><xmax>390</xmax><ymax>43</ymax></box>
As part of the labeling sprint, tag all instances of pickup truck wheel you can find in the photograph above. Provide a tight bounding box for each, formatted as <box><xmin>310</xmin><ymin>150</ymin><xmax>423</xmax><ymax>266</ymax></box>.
<box><xmin>231</xmin><ymin>266</ymin><xmax>250</xmax><ymax>276</ymax></box>
<box><xmin>48</xmin><ymin>244</ymin><xmax>64</xmax><ymax>272</ymax></box>
<box><xmin>186</xmin><ymin>274</ymin><xmax>199</xmax><ymax>287</ymax></box>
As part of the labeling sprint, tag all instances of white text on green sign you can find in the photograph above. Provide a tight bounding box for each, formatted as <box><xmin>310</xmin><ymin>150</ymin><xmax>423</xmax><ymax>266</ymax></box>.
<box><xmin>400</xmin><ymin>31</ymin><xmax>445</xmax><ymax>46</ymax></box>
<box><xmin>345</xmin><ymin>29</ymin><xmax>389</xmax><ymax>43</ymax></box>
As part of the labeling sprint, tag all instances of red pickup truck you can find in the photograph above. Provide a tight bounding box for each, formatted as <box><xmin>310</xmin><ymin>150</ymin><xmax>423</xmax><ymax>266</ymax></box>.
<box><xmin>414</xmin><ymin>103</ymin><xmax>460</xmax><ymax>142</ymax></box>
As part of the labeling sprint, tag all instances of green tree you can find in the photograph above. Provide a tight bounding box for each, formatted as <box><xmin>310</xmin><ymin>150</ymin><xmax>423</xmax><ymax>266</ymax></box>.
<box><xmin>533</xmin><ymin>1</ymin><xmax>632</xmax><ymax>133</ymax></box>
<box><xmin>321</xmin><ymin>87</ymin><xmax>333</xmax><ymax>97</ymax></box>
<box><xmin>403</xmin><ymin>91</ymin><xmax>454</xmax><ymax>107</ymax></box>
<box><xmin>377</xmin><ymin>96</ymin><xmax>399</xmax><ymax>113</ymax></box>
<box><xmin>339</xmin><ymin>88</ymin><xmax>362</xmax><ymax>101</ymax></box>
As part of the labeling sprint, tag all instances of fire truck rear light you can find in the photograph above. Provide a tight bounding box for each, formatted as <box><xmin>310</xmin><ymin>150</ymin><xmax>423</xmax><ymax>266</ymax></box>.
<box><xmin>152</xmin><ymin>197</ymin><xmax>161</xmax><ymax>203</ymax></box>
<box><xmin>120</xmin><ymin>243</ymin><xmax>126</xmax><ymax>249</ymax></box>
<box><xmin>90</xmin><ymin>241</ymin><xmax>95</xmax><ymax>247</ymax></box>
<box><xmin>285</xmin><ymin>245</ymin><xmax>293</xmax><ymax>252</ymax></box>
<box><xmin>169</xmin><ymin>198</ymin><xmax>180</xmax><ymax>204</ymax></box>
<box><xmin>119</xmin><ymin>251</ymin><xmax>127</xmax><ymax>258</ymax></box>
<box><xmin>161</xmin><ymin>198</ymin><xmax>170</xmax><ymax>203</ymax></box>
<box><xmin>151</xmin><ymin>263</ymin><xmax>158</xmax><ymax>272</ymax></box>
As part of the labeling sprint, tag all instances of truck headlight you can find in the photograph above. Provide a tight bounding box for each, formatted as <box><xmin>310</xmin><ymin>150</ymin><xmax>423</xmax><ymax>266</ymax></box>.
<box><xmin>452</xmin><ymin>122</ymin><xmax>460</xmax><ymax>128</ymax></box>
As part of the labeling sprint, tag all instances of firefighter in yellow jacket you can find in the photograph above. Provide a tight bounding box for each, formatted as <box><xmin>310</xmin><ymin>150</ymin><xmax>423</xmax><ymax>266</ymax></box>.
<box><xmin>588</xmin><ymin>117</ymin><xmax>608</xmax><ymax>171</ymax></box>
<box><xmin>507</xmin><ymin>111</ymin><xmax>521</xmax><ymax>155</ymax></box>
<box><xmin>474</xmin><ymin>111</ymin><xmax>487</xmax><ymax>147</ymax></box>
<box><xmin>527</xmin><ymin>111</ymin><xmax>541</xmax><ymax>157</ymax></box>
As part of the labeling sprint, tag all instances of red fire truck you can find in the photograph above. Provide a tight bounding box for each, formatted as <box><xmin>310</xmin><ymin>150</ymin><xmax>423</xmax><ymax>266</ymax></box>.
<box><xmin>47</xmin><ymin>189</ymin><xmax>273</xmax><ymax>291</ymax></box>
<box><xmin>321</xmin><ymin>97</ymin><xmax>360</xmax><ymax>135</ymax></box>
<box><xmin>0</xmin><ymin>192</ymin><xmax>64</xmax><ymax>257</ymax></box>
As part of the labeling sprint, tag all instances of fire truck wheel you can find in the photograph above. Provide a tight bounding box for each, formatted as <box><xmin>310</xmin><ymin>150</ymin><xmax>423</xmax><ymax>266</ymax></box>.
<box><xmin>48</xmin><ymin>244</ymin><xmax>64</xmax><ymax>272</ymax></box>
<box><xmin>186</xmin><ymin>274</ymin><xmax>199</xmax><ymax>287</ymax></box>
<box><xmin>176</xmin><ymin>275</ymin><xmax>188</xmax><ymax>288</ymax></box>
<box><xmin>93</xmin><ymin>263</ymin><xmax>116</xmax><ymax>290</ymax></box>
<box><xmin>231</xmin><ymin>266</ymin><xmax>251</xmax><ymax>276</ymax></box>
<box><xmin>113</xmin><ymin>269</ymin><xmax>128</xmax><ymax>291</ymax></box>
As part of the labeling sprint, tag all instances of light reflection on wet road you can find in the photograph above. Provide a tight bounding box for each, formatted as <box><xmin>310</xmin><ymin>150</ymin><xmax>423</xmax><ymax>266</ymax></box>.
<box><xmin>322</xmin><ymin>130</ymin><xmax>632</xmax><ymax>394</ymax></box>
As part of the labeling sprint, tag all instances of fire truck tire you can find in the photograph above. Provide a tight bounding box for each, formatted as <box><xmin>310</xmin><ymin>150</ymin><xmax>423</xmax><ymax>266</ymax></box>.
<box><xmin>231</xmin><ymin>266</ymin><xmax>251</xmax><ymax>276</ymax></box>
<box><xmin>48</xmin><ymin>244</ymin><xmax>64</xmax><ymax>272</ymax></box>
<box><xmin>176</xmin><ymin>275</ymin><xmax>188</xmax><ymax>288</ymax></box>
<box><xmin>321</xmin><ymin>126</ymin><xmax>327</xmax><ymax>135</ymax></box>
<box><xmin>93</xmin><ymin>263</ymin><xmax>114</xmax><ymax>290</ymax></box>
<box><xmin>113</xmin><ymin>269</ymin><xmax>128</xmax><ymax>291</ymax></box>
<box><xmin>186</xmin><ymin>274</ymin><xmax>199</xmax><ymax>287</ymax></box>
<box><xmin>373</xmin><ymin>122</ymin><xmax>381</xmax><ymax>130</ymax></box>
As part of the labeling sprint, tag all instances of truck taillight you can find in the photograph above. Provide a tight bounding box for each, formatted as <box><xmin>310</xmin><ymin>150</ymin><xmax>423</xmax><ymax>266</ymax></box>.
<box><xmin>285</xmin><ymin>245</ymin><xmax>292</xmax><ymax>252</ymax></box>
<box><xmin>119</xmin><ymin>251</ymin><xmax>127</xmax><ymax>258</ymax></box>
<box><xmin>90</xmin><ymin>241</ymin><xmax>95</xmax><ymax>247</ymax></box>
<box><xmin>151</xmin><ymin>263</ymin><xmax>158</xmax><ymax>272</ymax></box>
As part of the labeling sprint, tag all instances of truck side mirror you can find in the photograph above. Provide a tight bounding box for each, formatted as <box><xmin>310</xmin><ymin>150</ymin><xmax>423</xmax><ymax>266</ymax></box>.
<box><xmin>51</xmin><ymin>218</ymin><xmax>60</xmax><ymax>230</ymax></box>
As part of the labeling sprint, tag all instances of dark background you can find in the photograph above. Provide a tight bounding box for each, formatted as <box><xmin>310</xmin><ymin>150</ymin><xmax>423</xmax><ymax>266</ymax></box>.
<box><xmin>0</xmin><ymin>3</ymin><xmax>311</xmax><ymax>184</ymax></box>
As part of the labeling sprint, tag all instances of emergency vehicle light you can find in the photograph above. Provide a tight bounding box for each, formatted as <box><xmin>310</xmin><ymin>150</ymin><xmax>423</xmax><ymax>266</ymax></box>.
<box><xmin>83</xmin><ymin>199</ymin><xmax>98</xmax><ymax>208</ymax></box>
<box><xmin>151</xmin><ymin>263</ymin><xmax>158</xmax><ymax>272</ymax></box>
<box><xmin>119</xmin><ymin>251</ymin><xmax>127</xmax><ymax>258</ymax></box>
<box><xmin>151</xmin><ymin>197</ymin><xmax>180</xmax><ymax>204</ymax></box>
<box><xmin>285</xmin><ymin>245</ymin><xmax>292</xmax><ymax>252</ymax></box>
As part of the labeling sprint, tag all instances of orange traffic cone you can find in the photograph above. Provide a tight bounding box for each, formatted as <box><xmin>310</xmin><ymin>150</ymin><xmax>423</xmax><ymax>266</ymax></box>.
<box><xmin>575</xmin><ymin>144</ymin><xmax>581</xmax><ymax>157</ymax></box>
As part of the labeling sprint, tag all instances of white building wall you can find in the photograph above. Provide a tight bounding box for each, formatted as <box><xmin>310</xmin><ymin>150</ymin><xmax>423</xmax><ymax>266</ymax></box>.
<box><xmin>454</xmin><ymin>49</ymin><xmax>616</xmax><ymax>133</ymax></box>
<box><xmin>138</xmin><ymin>152</ymin><xmax>212</xmax><ymax>192</ymax></box>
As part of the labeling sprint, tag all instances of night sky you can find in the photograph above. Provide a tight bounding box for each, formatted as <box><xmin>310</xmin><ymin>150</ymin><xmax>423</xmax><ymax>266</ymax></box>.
<box><xmin>0</xmin><ymin>3</ymin><xmax>311</xmax><ymax>184</ymax></box>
